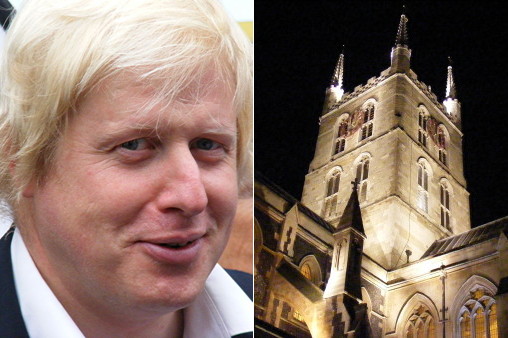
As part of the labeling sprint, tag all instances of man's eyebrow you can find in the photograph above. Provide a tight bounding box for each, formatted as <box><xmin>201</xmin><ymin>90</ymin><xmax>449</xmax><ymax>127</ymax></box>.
<box><xmin>97</xmin><ymin>121</ymin><xmax>237</xmax><ymax>146</ymax></box>
<box><xmin>199</xmin><ymin>126</ymin><xmax>237</xmax><ymax>137</ymax></box>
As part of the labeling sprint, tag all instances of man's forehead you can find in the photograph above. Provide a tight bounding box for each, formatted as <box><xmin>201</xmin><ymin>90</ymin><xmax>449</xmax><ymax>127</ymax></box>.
<box><xmin>100</xmin><ymin>67</ymin><xmax>233</xmax><ymax>99</ymax></box>
<box><xmin>81</xmin><ymin>73</ymin><xmax>236</xmax><ymax>133</ymax></box>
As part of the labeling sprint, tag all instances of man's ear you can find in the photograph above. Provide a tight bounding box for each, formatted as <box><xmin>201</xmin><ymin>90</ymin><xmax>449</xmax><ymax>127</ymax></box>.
<box><xmin>9</xmin><ymin>161</ymin><xmax>35</xmax><ymax>198</ymax></box>
<box><xmin>22</xmin><ymin>179</ymin><xmax>35</xmax><ymax>198</ymax></box>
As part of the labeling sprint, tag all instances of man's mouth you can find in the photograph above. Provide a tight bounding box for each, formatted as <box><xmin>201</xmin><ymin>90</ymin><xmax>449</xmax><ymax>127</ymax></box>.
<box><xmin>140</xmin><ymin>237</ymin><xmax>203</xmax><ymax>264</ymax></box>
<box><xmin>157</xmin><ymin>241</ymin><xmax>194</xmax><ymax>249</ymax></box>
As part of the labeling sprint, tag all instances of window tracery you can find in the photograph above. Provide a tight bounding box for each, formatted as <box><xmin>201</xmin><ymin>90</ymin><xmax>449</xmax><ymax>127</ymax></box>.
<box><xmin>404</xmin><ymin>304</ymin><xmax>436</xmax><ymax>338</ymax></box>
<box><xmin>360</xmin><ymin>103</ymin><xmax>375</xmax><ymax>141</ymax></box>
<box><xmin>300</xmin><ymin>263</ymin><xmax>312</xmax><ymax>280</ymax></box>
<box><xmin>334</xmin><ymin>119</ymin><xmax>348</xmax><ymax>155</ymax></box>
<box><xmin>458</xmin><ymin>288</ymin><xmax>498</xmax><ymax>338</ymax></box>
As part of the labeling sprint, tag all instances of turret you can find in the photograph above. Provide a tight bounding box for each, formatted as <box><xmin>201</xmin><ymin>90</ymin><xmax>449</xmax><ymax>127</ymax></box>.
<box><xmin>330</xmin><ymin>50</ymin><xmax>345</xmax><ymax>101</ymax></box>
<box><xmin>443</xmin><ymin>57</ymin><xmax>462</xmax><ymax>128</ymax></box>
<box><xmin>322</xmin><ymin>47</ymin><xmax>345</xmax><ymax>114</ymax></box>
<box><xmin>324</xmin><ymin>181</ymin><xmax>366</xmax><ymax>299</ymax></box>
<box><xmin>390</xmin><ymin>10</ymin><xmax>411</xmax><ymax>74</ymax></box>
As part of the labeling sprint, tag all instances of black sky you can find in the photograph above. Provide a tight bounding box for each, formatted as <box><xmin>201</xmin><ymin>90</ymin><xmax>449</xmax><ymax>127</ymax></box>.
<box><xmin>254</xmin><ymin>1</ymin><xmax>508</xmax><ymax>227</ymax></box>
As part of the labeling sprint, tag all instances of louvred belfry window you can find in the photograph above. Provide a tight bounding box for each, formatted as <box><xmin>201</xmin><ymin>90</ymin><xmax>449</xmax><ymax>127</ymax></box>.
<box><xmin>440</xmin><ymin>183</ymin><xmax>451</xmax><ymax>230</ymax></box>
<box><xmin>334</xmin><ymin>121</ymin><xmax>348</xmax><ymax>154</ymax></box>
<box><xmin>360</xmin><ymin>104</ymin><xmax>374</xmax><ymax>141</ymax></box>
<box><xmin>323</xmin><ymin>169</ymin><xmax>341</xmax><ymax>218</ymax></box>
<box><xmin>418</xmin><ymin>111</ymin><xmax>428</xmax><ymax>148</ymax></box>
<box><xmin>437</xmin><ymin>127</ymin><xmax>448</xmax><ymax>166</ymax></box>
<box><xmin>417</xmin><ymin>162</ymin><xmax>429</xmax><ymax>213</ymax></box>
<box><xmin>356</xmin><ymin>157</ymin><xmax>370</xmax><ymax>201</ymax></box>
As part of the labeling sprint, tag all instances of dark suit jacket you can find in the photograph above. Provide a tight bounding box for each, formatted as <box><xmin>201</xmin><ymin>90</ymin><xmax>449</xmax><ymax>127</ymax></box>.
<box><xmin>0</xmin><ymin>230</ymin><xmax>29</xmax><ymax>337</ymax></box>
<box><xmin>0</xmin><ymin>230</ymin><xmax>252</xmax><ymax>337</ymax></box>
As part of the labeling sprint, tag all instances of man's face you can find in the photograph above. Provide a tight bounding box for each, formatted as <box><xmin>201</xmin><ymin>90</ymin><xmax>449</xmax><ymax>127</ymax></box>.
<box><xmin>21</xmin><ymin>75</ymin><xmax>238</xmax><ymax>317</ymax></box>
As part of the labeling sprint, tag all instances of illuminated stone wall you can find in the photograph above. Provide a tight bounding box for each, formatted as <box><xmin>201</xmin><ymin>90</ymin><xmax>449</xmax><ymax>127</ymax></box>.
<box><xmin>301</xmin><ymin>68</ymin><xmax>471</xmax><ymax>269</ymax></box>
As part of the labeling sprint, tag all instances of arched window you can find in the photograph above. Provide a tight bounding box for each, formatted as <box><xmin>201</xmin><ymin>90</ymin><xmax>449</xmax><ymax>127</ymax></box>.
<box><xmin>404</xmin><ymin>304</ymin><xmax>436</xmax><ymax>338</ymax></box>
<box><xmin>458</xmin><ymin>288</ymin><xmax>498</xmax><ymax>338</ymax></box>
<box><xmin>298</xmin><ymin>255</ymin><xmax>322</xmax><ymax>285</ymax></box>
<box><xmin>440</xmin><ymin>181</ymin><xmax>451</xmax><ymax>230</ymax></box>
<box><xmin>437</xmin><ymin>126</ymin><xmax>448</xmax><ymax>166</ymax></box>
<box><xmin>360</xmin><ymin>102</ymin><xmax>375</xmax><ymax>141</ymax></box>
<box><xmin>300</xmin><ymin>263</ymin><xmax>312</xmax><ymax>280</ymax></box>
<box><xmin>418</xmin><ymin>109</ymin><xmax>429</xmax><ymax>148</ymax></box>
<box><xmin>323</xmin><ymin>168</ymin><xmax>341</xmax><ymax>218</ymax></box>
<box><xmin>356</xmin><ymin>156</ymin><xmax>370</xmax><ymax>201</ymax></box>
<box><xmin>417</xmin><ymin>160</ymin><xmax>430</xmax><ymax>213</ymax></box>
<box><xmin>334</xmin><ymin>117</ymin><xmax>349</xmax><ymax>155</ymax></box>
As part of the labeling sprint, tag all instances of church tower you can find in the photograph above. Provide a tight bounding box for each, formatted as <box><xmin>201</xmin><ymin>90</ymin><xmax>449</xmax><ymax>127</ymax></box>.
<box><xmin>301</xmin><ymin>13</ymin><xmax>471</xmax><ymax>269</ymax></box>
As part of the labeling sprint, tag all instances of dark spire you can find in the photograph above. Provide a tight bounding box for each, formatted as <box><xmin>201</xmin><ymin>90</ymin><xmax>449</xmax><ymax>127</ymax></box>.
<box><xmin>395</xmin><ymin>7</ymin><xmax>409</xmax><ymax>47</ymax></box>
<box><xmin>337</xmin><ymin>180</ymin><xmax>365</xmax><ymax>235</ymax></box>
<box><xmin>446</xmin><ymin>57</ymin><xmax>457</xmax><ymax>99</ymax></box>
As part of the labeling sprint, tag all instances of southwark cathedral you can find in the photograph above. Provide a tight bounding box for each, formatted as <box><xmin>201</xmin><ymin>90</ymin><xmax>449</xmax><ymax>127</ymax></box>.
<box><xmin>254</xmin><ymin>11</ymin><xmax>507</xmax><ymax>338</ymax></box>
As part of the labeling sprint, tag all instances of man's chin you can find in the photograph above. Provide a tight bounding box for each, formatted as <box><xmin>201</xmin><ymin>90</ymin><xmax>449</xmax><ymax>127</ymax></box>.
<box><xmin>134</xmin><ymin>270</ymin><xmax>209</xmax><ymax>312</ymax></box>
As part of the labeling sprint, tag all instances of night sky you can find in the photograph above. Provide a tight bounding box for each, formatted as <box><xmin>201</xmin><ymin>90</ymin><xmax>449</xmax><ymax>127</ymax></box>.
<box><xmin>255</xmin><ymin>1</ymin><xmax>508</xmax><ymax>227</ymax></box>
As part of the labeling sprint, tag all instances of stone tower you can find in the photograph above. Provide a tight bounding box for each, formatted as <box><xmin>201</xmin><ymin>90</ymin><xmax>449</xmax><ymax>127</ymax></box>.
<box><xmin>301</xmin><ymin>13</ymin><xmax>471</xmax><ymax>270</ymax></box>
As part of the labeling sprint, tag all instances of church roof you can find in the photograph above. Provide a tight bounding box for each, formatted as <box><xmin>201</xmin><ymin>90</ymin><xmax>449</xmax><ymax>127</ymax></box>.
<box><xmin>255</xmin><ymin>170</ymin><xmax>298</xmax><ymax>204</ymax></box>
<box><xmin>255</xmin><ymin>171</ymin><xmax>334</xmax><ymax>233</ymax></box>
<box><xmin>422</xmin><ymin>216</ymin><xmax>508</xmax><ymax>258</ymax></box>
<box><xmin>296</xmin><ymin>203</ymin><xmax>334</xmax><ymax>233</ymax></box>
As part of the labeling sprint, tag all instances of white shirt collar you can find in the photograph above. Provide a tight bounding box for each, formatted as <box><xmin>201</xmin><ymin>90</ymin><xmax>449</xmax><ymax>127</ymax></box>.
<box><xmin>11</xmin><ymin>228</ymin><xmax>253</xmax><ymax>337</ymax></box>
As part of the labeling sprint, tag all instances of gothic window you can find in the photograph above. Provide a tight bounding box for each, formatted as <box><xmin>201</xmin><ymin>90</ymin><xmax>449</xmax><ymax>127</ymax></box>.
<box><xmin>324</xmin><ymin>168</ymin><xmax>341</xmax><ymax>218</ymax></box>
<box><xmin>360</xmin><ymin>103</ymin><xmax>375</xmax><ymax>141</ymax></box>
<box><xmin>418</xmin><ymin>110</ymin><xmax>429</xmax><ymax>148</ymax></box>
<box><xmin>298</xmin><ymin>255</ymin><xmax>322</xmax><ymax>285</ymax></box>
<box><xmin>458</xmin><ymin>289</ymin><xmax>498</xmax><ymax>338</ymax></box>
<box><xmin>437</xmin><ymin>126</ymin><xmax>448</xmax><ymax>166</ymax></box>
<box><xmin>334</xmin><ymin>119</ymin><xmax>348</xmax><ymax>155</ymax></box>
<box><xmin>417</xmin><ymin>161</ymin><xmax>429</xmax><ymax>213</ymax></box>
<box><xmin>300</xmin><ymin>263</ymin><xmax>312</xmax><ymax>280</ymax></box>
<box><xmin>440</xmin><ymin>182</ymin><xmax>451</xmax><ymax>230</ymax></box>
<box><xmin>356</xmin><ymin>156</ymin><xmax>370</xmax><ymax>201</ymax></box>
<box><xmin>404</xmin><ymin>304</ymin><xmax>436</xmax><ymax>338</ymax></box>
<box><xmin>335</xmin><ymin>138</ymin><xmax>346</xmax><ymax>154</ymax></box>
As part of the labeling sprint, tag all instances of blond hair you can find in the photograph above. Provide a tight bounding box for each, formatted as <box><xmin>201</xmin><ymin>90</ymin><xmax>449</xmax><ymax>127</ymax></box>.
<box><xmin>0</xmin><ymin>0</ymin><xmax>253</xmax><ymax>207</ymax></box>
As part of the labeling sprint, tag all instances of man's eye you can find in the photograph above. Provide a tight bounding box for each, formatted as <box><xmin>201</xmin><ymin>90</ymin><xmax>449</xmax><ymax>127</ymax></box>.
<box><xmin>192</xmin><ymin>138</ymin><xmax>220</xmax><ymax>151</ymax></box>
<box><xmin>120</xmin><ymin>138</ymin><xmax>150</xmax><ymax>151</ymax></box>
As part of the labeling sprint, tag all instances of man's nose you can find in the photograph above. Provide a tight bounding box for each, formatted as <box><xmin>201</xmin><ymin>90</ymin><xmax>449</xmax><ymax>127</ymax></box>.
<box><xmin>154</xmin><ymin>146</ymin><xmax>208</xmax><ymax>217</ymax></box>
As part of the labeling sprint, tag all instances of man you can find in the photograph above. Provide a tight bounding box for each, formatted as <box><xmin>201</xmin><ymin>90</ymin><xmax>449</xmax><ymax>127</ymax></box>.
<box><xmin>0</xmin><ymin>0</ymin><xmax>253</xmax><ymax>337</ymax></box>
